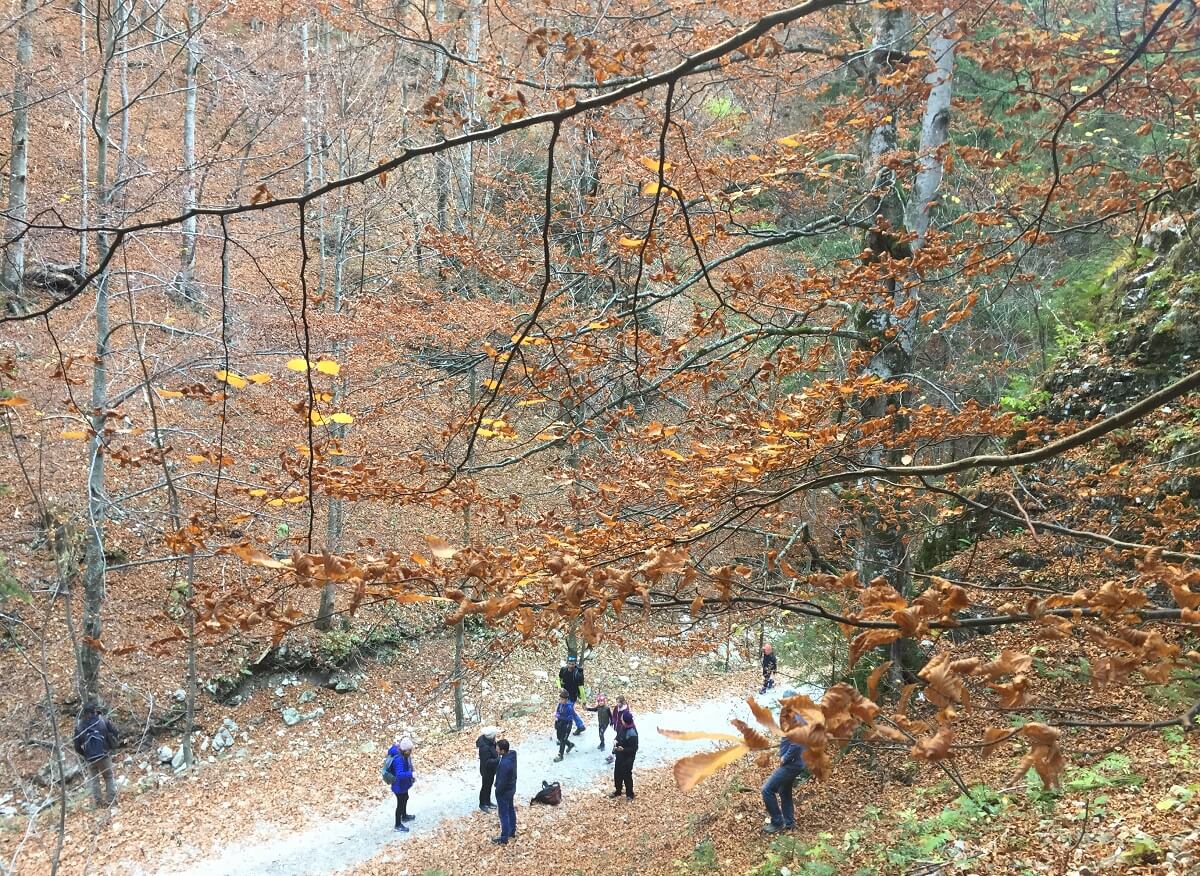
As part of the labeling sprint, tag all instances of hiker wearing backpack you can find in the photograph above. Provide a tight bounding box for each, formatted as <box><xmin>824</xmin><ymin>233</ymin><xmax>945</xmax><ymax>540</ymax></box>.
<box><xmin>761</xmin><ymin>703</ymin><xmax>807</xmax><ymax>834</ymax></box>
<box><xmin>492</xmin><ymin>738</ymin><xmax>517</xmax><ymax>845</ymax></box>
<box><xmin>553</xmin><ymin>690</ymin><xmax>576</xmax><ymax>761</ymax></box>
<box><xmin>609</xmin><ymin>700</ymin><xmax>638</xmax><ymax>799</ymax></box>
<box><xmin>476</xmin><ymin>726</ymin><xmax>500</xmax><ymax>812</ymax></box>
<box><xmin>73</xmin><ymin>702</ymin><xmax>120</xmax><ymax>807</ymax></box>
<box><xmin>585</xmin><ymin>693</ymin><xmax>612</xmax><ymax>751</ymax></box>
<box><xmin>385</xmin><ymin>737</ymin><xmax>416</xmax><ymax>832</ymax></box>
<box><xmin>558</xmin><ymin>655</ymin><xmax>586</xmax><ymax>734</ymax></box>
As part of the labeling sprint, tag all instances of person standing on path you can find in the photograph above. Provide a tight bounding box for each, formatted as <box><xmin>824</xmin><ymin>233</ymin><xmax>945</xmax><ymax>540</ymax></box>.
<box><xmin>585</xmin><ymin>694</ymin><xmax>612</xmax><ymax>750</ymax></box>
<box><xmin>761</xmin><ymin>707</ymin><xmax>807</xmax><ymax>834</ymax></box>
<box><xmin>475</xmin><ymin>726</ymin><xmax>500</xmax><ymax>812</ymax></box>
<box><xmin>610</xmin><ymin>702</ymin><xmax>638</xmax><ymax>799</ymax></box>
<box><xmin>492</xmin><ymin>738</ymin><xmax>518</xmax><ymax>845</ymax></box>
<box><xmin>387</xmin><ymin>737</ymin><xmax>416</xmax><ymax>832</ymax></box>
<box><xmin>553</xmin><ymin>691</ymin><xmax>577</xmax><ymax>761</ymax></box>
<box><xmin>558</xmin><ymin>655</ymin><xmax>586</xmax><ymax>734</ymax></box>
<box><xmin>73</xmin><ymin>702</ymin><xmax>120</xmax><ymax>808</ymax></box>
<box><xmin>761</xmin><ymin>643</ymin><xmax>778</xmax><ymax>694</ymax></box>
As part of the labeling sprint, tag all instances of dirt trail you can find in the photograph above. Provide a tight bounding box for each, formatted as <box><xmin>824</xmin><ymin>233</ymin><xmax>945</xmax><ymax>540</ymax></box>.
<box><xmin>145</xmin><ymin>684</ymin><xmax>813</xmax><ymax>876</ymax></box>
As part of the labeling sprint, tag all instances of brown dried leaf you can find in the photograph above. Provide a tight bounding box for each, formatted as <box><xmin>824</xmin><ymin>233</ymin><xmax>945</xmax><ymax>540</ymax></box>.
<box><xmin>672</xmin><ymin>743</ymin><xmax>748</xmax><ymax>792</ymax></box>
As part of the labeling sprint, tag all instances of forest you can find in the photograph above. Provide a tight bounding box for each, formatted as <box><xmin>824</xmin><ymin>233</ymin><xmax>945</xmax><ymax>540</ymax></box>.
<box><xmin>0</xmin><ymin>0</ymin><xmax>1198</xmax><ymax>873</ymax></box>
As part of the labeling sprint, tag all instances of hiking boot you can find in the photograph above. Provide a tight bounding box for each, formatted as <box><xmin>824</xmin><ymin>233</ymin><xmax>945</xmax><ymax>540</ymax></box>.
<box><xmin>609</xmin><ymin>791</ymin><xmax>622</xmax><ymax>798</ymax></box>
<box><xmin>479</xmin><ymin>804</ymin><xmax>495</xmax><ymax>812</ymax></box>
<box><xmin>626</xmin><ymin>792</ymin><xmax>636</xmax><ymax>799</ymax></box>
<box><xmin>605</xmin><ymin>755</ymin><xmax>615</xmax><ymax>764</ymax></box>
<box><xmin>783</xmin><ymin>822</ymin><xmax>796</xmax><ymax>831</ymax></box>
<box><xmin>573</xmin><ymin>727</ymin><xmax>585</xmax><ymax>736</ymax></box>
<box><xmin>762</xmin><ymin>823</ymin><xmax>783</xmax><ymax>835</ymax></box>
<box><xmin>491</xmin><ymin>836</ymin><xmax>508</xmax><ymax>845</ymax></box>
<box><xmin>402</xmin><ymin>814</ymin><xmax>416</xmax><ymax>822</ymax></box>
<box><xmin>394</xmin><ymin>823</ymin><xmax>410</xmax><ymax>833</ymax></box>
<box><xmin>566</xmin><ymin>741</ymin><xmax>575</xmax><ymax>752</ymax></box>
<box><xmin>553</xmin><ymin>755</ymin><xmax>563</xmax><ymax>762</ymax></box>
<box><xmin>598</xmin><ymin>742</ymin><xmax>605</xmax><ymax>750</ymax></box>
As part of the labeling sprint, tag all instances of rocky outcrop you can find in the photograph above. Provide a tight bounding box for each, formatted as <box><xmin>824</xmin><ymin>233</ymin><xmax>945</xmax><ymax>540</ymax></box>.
<box><xmin>1043</xmin><ymin>211</ymin><xmax>1199</xmax><ymax>420</ymax></box>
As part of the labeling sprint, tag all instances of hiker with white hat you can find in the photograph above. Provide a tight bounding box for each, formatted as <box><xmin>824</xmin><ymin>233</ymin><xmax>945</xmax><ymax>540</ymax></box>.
<box><xmin>476</xmin><ymin>725</ymin><xmax>501</xmax><ymax>812</ymax></box>
<box><xmin>385</xmin><ymin>736</ymin><xmax>416</xmax><ymax>832</ymax></box>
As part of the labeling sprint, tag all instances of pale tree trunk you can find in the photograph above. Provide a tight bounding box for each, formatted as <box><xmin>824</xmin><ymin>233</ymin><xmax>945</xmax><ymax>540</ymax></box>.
<box><xmin>451</xmin><ymin>0</ymin><xmax>480</xmax><ymax>232</ymax></box>
<box><xmin>905</xmin><ymin>9</ymin><xmax>955</xmax><ymax>249</ymax></box>
<box><xmin>77</xmin><ymin>0</ymin><xmax>89</xmax><ymax>270</ymax></box>
<box><xmin>81</xmin><ymin>0</ymin><xmax>125</xmax><ymax>705</ymax></box>
<box><xmin>174</xmin><ymin>0</ymin><xmax>201</xmax><ymax>303</ymax></box>
<box><xmin>432</xmin><ymin>0</ymin><xmax>450</xmax><ymax>235</ymax></box>
<box><xmin>1</xmin><ymin>0</ymin><xmax>34</xmax><ymax>309</ymax></box>
<box><xmin>453</xmin><ymin>366</ymin><xmax>477</xmax><ymax>728</ymax></box>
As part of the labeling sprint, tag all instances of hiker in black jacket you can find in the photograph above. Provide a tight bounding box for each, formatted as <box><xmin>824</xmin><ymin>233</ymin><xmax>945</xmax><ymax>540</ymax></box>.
<box><xmin>73</xmin><ymin>703</ymin><xmax>120</xmax><ymax>807</ymax></box>
<box><xmin>761</xmin><ymin>643</ymin><xmax>778</xmax><ymax>694</ymax></box>
<box><xmin>585</xmin><ymin>694</ymin><xmax>612</xmax><ymax>751</ymax></box>
<box><xmin>476</xmin><ymin>726</ymin><xmax>500</xmax><ymax>812</ymax></box>
<box><xmin>609</xmin><ymin>700</ymin><xmax>638</xmax><ymax>799</ymax></box>
<box><xmin>558</xmin><ymin>655</ymin><xmax>586</xmax><ymax>734</ymax></box>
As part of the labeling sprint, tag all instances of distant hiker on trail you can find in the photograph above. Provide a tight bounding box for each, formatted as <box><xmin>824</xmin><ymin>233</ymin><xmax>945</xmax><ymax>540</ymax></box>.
<box><xmin>553</xmin><ymin>690</ymin><xmax>577</xmax><ymax>761</ymax></box>
<box><xmin>492</xmin><ymin>738</ymin><xmax>518</xmax><ymax>845</ymax></box>
<box><xmin>558</xmin><ymin>655</ymin><xmax>586</xmax><ymax>734</ymax></box>
<box><xmin>609</xmin><ymin>698</ymin><xmax>638</xmax><ymax>799</ymax></box>
<box><xmin>761</xmin><ymin>702</ymin><xmax>807</xmax><ymax>834</ymax></box>
<box><xmin>761</xmin><ymin>643</ymin><xmax>778</xmax><ymax>694</ymax></box>
<box><xmin>387</xmin><ymin>737</ymin><xmax>416</xmax><ymax>832</ymax></box>
<box><xmin>585</xmin><ymin>693</ymin><xmax>612</xmax><ymax>751</ymax></box>
<box><xmin>476</xmin><ymin>726</ymin><xmax>500</xmax><ymax>812</ymax></box>
<box><xmin>73</xmin><ymin>702</ymin><xmax>120</xmax><ymax>808</ymax></box>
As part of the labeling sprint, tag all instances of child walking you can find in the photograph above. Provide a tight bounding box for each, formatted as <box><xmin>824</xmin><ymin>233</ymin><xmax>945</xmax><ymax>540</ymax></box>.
<box><xmin>585</xmin><ymin>694</ymin><xmax>612</xmax><ymax>751</ymax></box>
<box><xmin>553</xmin><ymin>690</ymin><xmax>577</xmax><ymax>762</ymax></box>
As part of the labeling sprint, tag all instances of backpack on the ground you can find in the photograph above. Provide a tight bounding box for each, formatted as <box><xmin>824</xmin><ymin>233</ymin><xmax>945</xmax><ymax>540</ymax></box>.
<box><xmin>380</xmin><ymin>753</ymin><xmax>396</xmax><ymax>785</ymax></box>
<box><xmin>531</xmin><ymin>780</ymin><xmax>562</xmax><ymax>806</ymax></box>
<box><xmin>78</xmin><ymin>718</ymin><xmax>109</xmax><ymax>762</ymax></box>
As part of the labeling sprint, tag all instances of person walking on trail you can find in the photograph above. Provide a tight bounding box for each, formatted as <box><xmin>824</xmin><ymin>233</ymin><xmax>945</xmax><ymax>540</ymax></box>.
<box><xmin>761</xmin><ymin>642</ymin><xmax>778</xmax><ymax>694</ymax></box>
<box><xmin>761</xmin><ymin>704</ymin><xmax>807</xmax><ymax>834</ymax></box>
<box><xmin>558</xmin><ymin>655</ymin><xmax>586</xmax><ymax>734</ymax></box>
<box><xmin>492</xmin><ymin>738</ymin><xmax>518</xmax><ymax>845</ymax></box>
<box><xmin>585</xmin><ymin>694</ymin><xmax>612</xmax><ymax>751</ymax></box>
<box><xmin>476</xmin><ymin>726</ymin><xmax>500</xmax><ymax>812</ymax></box>
<box><xmin>73</xmin><ymin>702</ymin><xmax>120</xmax><ymax>808</ymax></box>
<box><xmin>553</xmin><ymin>690</ymin><xmax>577</xmax><ymax>761</ymax></box>
<box><xmin>609</xmin><ymin>700</ymin><xmax>638</xmax><ymax>799</ymax></box>
<box><xmin>387</xmin><ymin>737</ymin><xmax>416</xmax><ymax>832</ymax></box>
<box><xmin>606</xmin><ymin>694</ymin><xmax>630</xmax><ymax>764</ymax></box>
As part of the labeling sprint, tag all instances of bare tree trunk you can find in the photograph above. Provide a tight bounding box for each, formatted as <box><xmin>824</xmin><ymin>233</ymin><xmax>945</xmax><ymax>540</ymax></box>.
<box><xmin>174</xmin><ymin>0</ymin><xmax>201</xmax><ymax>303</ymax></box>
<box><xmin>1</xmin><ymin>0</ymin><xmax>34</xmax><ymax>309</ymax></box>
<box><xmin>905</xmin><ymin>9</ymin><xmax>955</xmax><ymax>249</ymax></box>
<box><xmin>77</xmin><ymin>0</ymin><xmax>89</xmax><ymax>270</ymax></box>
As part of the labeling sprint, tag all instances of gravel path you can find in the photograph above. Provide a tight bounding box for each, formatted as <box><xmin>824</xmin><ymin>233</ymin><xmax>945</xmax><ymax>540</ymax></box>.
<box><xmin>149</xmin><ymin>684</ymin><xmax>817</xmax><ymax>876</ymax></box>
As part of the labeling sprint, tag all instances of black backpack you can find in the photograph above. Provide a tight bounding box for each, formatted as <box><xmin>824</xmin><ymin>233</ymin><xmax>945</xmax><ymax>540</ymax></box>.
<box><xmin>77</xmin><ymin>717</ymin><xmax>109</xmax><ymax>762</ymax></box>
<box><xmin>531</xmin><ymin>780</ymin><xmax>562</xmax><ymax>806</ymax></box>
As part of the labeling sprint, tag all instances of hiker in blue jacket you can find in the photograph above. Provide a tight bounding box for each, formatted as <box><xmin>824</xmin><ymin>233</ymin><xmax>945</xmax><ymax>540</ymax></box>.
<box><xmin>387</xmin><ymin>737</ymin><xmax>416</xmax><ymax>832</ymax></box>
<box><xmin>761</xmin><ymin>718</ymin><xmax>807</xmax><ymax>834</ymax></box>
<box><xmin>553</xmin><ymin>690</ymin><xmax>577</xmax><ymax>761</ymax></box>
<box><xmin>492</xmin><ymin>738</ymin><xmax>518</xmax><ymax>845</ymax></box>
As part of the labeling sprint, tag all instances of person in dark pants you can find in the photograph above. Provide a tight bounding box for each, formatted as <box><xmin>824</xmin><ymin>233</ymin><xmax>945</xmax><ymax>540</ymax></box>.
<box><xmin>492</xmin><ymin>738</ymin><xmax>518</xmax><ymax>845</ymax></box>
<box><xmin>609</xmin><ymin>705</ymin><xmax>638</xmax><ymax>799</ymax></box>
<box><xmin>558</xmin><ymin>655</ymin><xmax>586</xmax><ymax>734</ymax></box>
<box><xmin>761</xmin><ymin>643</ymin><xmax>777</xmax><ymax>694</ymax></box>
<box><xmin>553</xmin><ymin>690</ymin><xmax>577</xmax><ymax>761</ymax></box>
<box><xmin>475</xmin><ymin>726</ymin><xmax>500</xmax><ymax>812</ymax></box>
<box><xmin>74</xmin><ymin>702</ymin><xmax>120</xmax><ymax>808</ymax></box>
<box><xmin>761</xmin><ymin>726</ymin><xmax>807</xmax><ymax>834</ymax></box>
<box><xmin>388</xmin><ymin>737</ymin><xmax>416</xmax><ymax>832</ymax></box>
<box><xmin>585</xmin><ymin>694</ymin><xmax>612</xmax><ymax>750</ymax></box>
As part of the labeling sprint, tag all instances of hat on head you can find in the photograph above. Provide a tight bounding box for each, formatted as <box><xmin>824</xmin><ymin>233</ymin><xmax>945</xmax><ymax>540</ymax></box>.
<box><xmin>567</xmin><ymin>655</ymin><xmax>577</xmax><ymax>662</ymax></box>
<box><xmin>482</xmin><ymin>726</ymin><xmax>500</xmax><ymax>738</ymax></box>
<box><xmin>559</xmin><ymin>689</ymin><xmax>569</xmax><ymax>699</ymax></box>
<box><xmin>595</xmin><ymin>694</ymin><xmax>607</xmax><ymax>704</ymax></box>
<box><xmin>398</xmin><ymin>737</ymin><xmax>414</xmax><ymax>752</ymax></box>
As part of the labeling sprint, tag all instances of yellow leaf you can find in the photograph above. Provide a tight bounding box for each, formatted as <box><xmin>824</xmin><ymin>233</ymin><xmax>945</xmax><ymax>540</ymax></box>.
<box><xmin>215</xmin><ymin>370</ymin><xmax>249</xmax><ymax>389</ymax></box>
<box><xmin>535</xmin><ymin>432</ymin><xmax>559</xmax><ymax>441</ymax></box>
<box><xmin>310</xmin><ymin>411</ymin><xmax>327</xmax><ymax>426</ymax></box>
<box><xmin>186</xmin><ymin>454</ymin><xmax>208</xmax><ymax>463</ymax></box>
<box><xmin>248</xmin><ymin>489</ymin><xmax>267</xmax><ymax>497</ymax></box>
<box><xmin>155</xmin><ymin>388</ymin><xmax>184</xmax><ymax>399</ymax></box>
<box><xmin>638</xmin><ymin>155</ymin><xmax>672</xmax><ymax>174</ymax></box>
<box><xmin>314</xmin><ymin>359</ymin><xmax>340</xmax><ymax>377</ymax></box>
<box><xmin>60</xmin><ymin>430</ymin><xmax>87</xmax><ymax>440</ymax></box>
<box><xmin>267</xmin><ymin>498</ymin><xmax>285</xmax><ymax>507</ymax></box>
<box><xmin>247</xmin><ymin>373</ymin><xmax>272</xmax><ymax>385</ymax></box>
<box><xmin>285</xmin><ymin>358</ymin><xmax>310</xmax><ymax>372</ymax></box>
<box><xmin>476</xmin><ymin>428</ymin><xmax>496</xmax><ymax>438</ymax></box>
<box><xmin>0</xmin><ymin>396</ymin><xmax>30</xmax><ymax>407</ymax></box>
<box><xmin>671</xmin><ymin>743</ymin><xmax>748</xmax><ymax>792</ymax></box>
<box><xmin>618</xmin><ymin>236</ymin><xmax>644</xmax><ymax>249</ymax></box>
<box><xmin>642</xmin><ymin>181</ymin><xmax>680</xmax><ymax>198</ymax></box>
<box><xmin>329</xmin><ymin>412</ymin><xmax>354</xmax><ymax>424</ymax></box>
<box><xmin>424</xmin><ymin>535</ymin><xmax>457</xmax><ymax>559</ymax></box>
<box><xmin>777</xmin><ymin>134</ymin><xmax>801</xmax><ymax>148</ymax></box>
<box><xmin>657</xmin><ymin>728</ymin><xmax>742</xmax><ymax>743</ymax></box>
<box><xmin>516</xmin><ymin>399</ymin><xmax>547</xmax><ymax>407</ymax></box>
<box><xmin>284</xmin><ymin>495</ymin><xmax>306</xmax><ymax>504</ymax></box>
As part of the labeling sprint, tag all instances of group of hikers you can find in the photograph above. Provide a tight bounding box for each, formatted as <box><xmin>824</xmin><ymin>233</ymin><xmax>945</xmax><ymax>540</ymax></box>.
<box><xmin>551</xmin><ymin>655</ymin><xmax>639</xmax><ymax>799</ymax></box>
